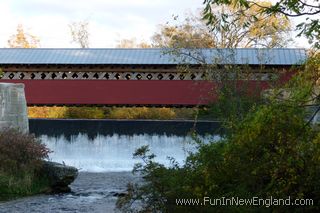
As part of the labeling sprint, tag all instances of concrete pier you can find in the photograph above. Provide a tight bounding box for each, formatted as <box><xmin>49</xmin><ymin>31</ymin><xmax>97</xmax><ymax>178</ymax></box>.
<box><xmin>0</xmin><ymin>83</ymin><xmax>29</xmax><ymax>133</ymax></box>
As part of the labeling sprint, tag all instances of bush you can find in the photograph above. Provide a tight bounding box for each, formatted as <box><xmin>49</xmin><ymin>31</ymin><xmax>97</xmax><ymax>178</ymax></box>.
<box><xmin>0</xmin><ymin>129</ymin><xmax>50</xmax><ymax>200</ymax></box>
<box><xmin>28</xmin><ymin>106</ymin><xmax>200</xmax><ymax>120</ymax></box>
<box><xmin>66</xmin><ymin>107</ymin><xmax>105</xmax><ymax>119</ymax></box>
<box><xmin>173</xmin><ymin>108</ymin><xmax>197</xmax><ymax>120</ymax></box>
<box><xmin>28</xmin><ymin>106</ymin><xmax>68</xmax><ymax>118</ymax></box>
<box><xmin>108</xmin><ymin>107</ymin><xmax>176</xmax><ymax>120</ymax></box>
<box><xmin>117</xmin><ymin>55</ymin><xmax>320</xmax><ymax>212</ymax></box>
<box><xmin>28</xmin><ymin>106</ymin><xmax>106</xmax><ymax>119</ymax></box>
<box><xmin>118</xmin><ymin>103</ymin><xmax>320</xmax><ymax>212</ymax></box>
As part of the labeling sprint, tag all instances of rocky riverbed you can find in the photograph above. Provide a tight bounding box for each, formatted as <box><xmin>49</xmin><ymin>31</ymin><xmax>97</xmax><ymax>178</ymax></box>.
<box><xmin>0</xmin><ymin>172</ymin><xmax>140</xmax><ymax>213</ymax></box>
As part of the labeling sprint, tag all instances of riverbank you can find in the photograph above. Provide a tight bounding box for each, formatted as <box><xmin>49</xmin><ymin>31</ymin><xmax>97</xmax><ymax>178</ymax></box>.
<box><xmin>0</xmin><ymin>172</ymin><xmax>140</xmax><ymax>213</ymax></box>
<box><xmin>0</xmin><ymin>161</ymin><xmax>78</xmax><ymax>202</ymax></box>
<box><xmin>0</xmin><ymin>173</ymin><xmax>50</xmax><ymax>202</ymax></box>
<box><xmin>0</xmin><ymin>129</ymin><xmax>51</xmax><ymax>202</ymax></box>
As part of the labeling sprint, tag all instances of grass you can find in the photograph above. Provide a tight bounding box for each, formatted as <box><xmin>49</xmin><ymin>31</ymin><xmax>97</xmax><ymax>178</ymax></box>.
<box><xmin>0</xmin><ymin>129</ymin><xmax>51</xmax><ymax>201</ymax></box>
<box><xmin>0</xmin><ymin>171</ymin><xmax>50</xmax><ymax>201</ymax></box>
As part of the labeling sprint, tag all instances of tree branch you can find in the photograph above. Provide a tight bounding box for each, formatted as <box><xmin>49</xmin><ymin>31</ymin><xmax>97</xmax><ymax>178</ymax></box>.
<box><xmin>298</xmin><ymin>0</ymin><xmax>320</xmax><ymax>9</ymax></box>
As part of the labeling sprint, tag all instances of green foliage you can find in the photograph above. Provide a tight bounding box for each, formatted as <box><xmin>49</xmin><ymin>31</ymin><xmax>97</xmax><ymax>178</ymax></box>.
<box><xmin>0</xmin><ymin>129</ymin><xmax>51</xmax><ymax>200</ymax></box>
<box><xmin>197</xmin><ymin>64</ymin><xmax>274</xmax><ymax>132</ymax></box>
<box><xmin>117</xmin><ymin>55</ymin><xmax>320</xmax><ymax>212</ymax></box>
<box><xmin>66</xmin><ymin>107</ymin><xmax>105</xmax><ymax>119</ymax></box>
<box><xmin>224</xmin><ymin>104</ymin><xmax>311</xmax><ymax>199</ymax></box>
<box><xmin>0</xmin><ymin>171</ymin><xmax>49</xmax><ymax>201</ymax></box>
<box><xmin>172</xmin><ymin>108</ymin><xmax>196</xmax><ymax>120</ymax></box>
<box><xmin>118</xmin><ymin>100</ymin><xmax>320</xmax><ymax>212</ymax></box>
<box><xmin>198</xmin><ymin>80</ymin><xmax>263</xmax><ymax>126</ymax></box>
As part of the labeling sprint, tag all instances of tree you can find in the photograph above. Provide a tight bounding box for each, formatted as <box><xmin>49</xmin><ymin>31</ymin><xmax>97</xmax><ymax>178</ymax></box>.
<box><xmin>152</xmin><ymin>3</ymin><xmax>292</xmax><ymax>48</ymax></box>
<box><xmin>69</xmin><ymin>21</ymin><xmax>90</xmax><ymax>48</ymax></box>
<box><xmin>116</xmin><ymin>38</ymin><xmax>151</xmax><ymax>48</ymax></box>
<box><xmin>117</xmin><ymin>53</ymin><xmax>320</xmax><ymax>213</ymax></box>
<box><xmin>7</xmin><ymin>24</ymin><xmax>40</xmax><ymax>48</ymax></box>
<box><xmin>151</xmin><ymin>14</ymin><xmax>217</xmax><ymax>48</ymax></box>
<box><xmin>203</xmin><ymin>0</ymin><xmax>320</xmax><ymax>48</ymax></box>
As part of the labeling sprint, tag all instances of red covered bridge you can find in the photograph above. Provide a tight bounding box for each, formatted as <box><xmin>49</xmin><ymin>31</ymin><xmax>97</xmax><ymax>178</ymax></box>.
<box><xmin>0</xmin><ymin>48</ymin><xmax>307</xmax><ymax>106</ymax></box>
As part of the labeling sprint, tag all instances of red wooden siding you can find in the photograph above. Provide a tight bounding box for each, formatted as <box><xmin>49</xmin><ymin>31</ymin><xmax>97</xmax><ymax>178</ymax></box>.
<box><xmin>0</xmin><ymin>73</ymin><xmax>290</xmax><ymax>106</ymax></box>
<box><xmin>0</xmin><ymin>80</ymin><xmax>217</xmax><ymax>106</ymax></box>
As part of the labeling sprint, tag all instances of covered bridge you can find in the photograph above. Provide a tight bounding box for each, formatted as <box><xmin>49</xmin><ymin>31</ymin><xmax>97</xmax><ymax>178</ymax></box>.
<box><xmin>0</xmin><ymin>48</ymin><xmax>307</xmax><ymax>106</ymax></box>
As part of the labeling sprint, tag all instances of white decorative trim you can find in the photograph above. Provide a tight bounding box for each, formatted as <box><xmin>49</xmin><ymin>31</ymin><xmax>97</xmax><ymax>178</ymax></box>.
<box><xmin>1</xmin><ymin>71</ymin><xmax>277</xmax><ymax>81</ymax></box>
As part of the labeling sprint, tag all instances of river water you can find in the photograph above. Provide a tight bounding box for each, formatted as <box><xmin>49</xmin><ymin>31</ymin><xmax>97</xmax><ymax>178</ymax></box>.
<box><xmin>0</xmin><ymin>119</ymin><xmax>220</xmax><ymax>213</ymax></box>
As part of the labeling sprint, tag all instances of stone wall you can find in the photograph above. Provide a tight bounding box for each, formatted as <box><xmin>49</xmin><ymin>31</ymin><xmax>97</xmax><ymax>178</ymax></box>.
<box><xmin>0</xmin><ymin>83</ymin><xmax>29</xmax><ymax>133</ymax></box>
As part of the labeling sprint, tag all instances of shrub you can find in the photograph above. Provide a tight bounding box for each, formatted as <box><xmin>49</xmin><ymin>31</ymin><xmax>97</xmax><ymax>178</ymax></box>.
<box><xmin>117</xmin><ymin>55</ymin><xmax>320</xmax><ymax>212</ymax></box>
<box><xmin>28</xmin><ymin>106</ymin><xmax>106</xmax><ymax>119</ymax></box>
<box><xmin>173</xmin><ymin>108</ymin><xmax>197</xmax><ymax>120</ymax></box>
<box><xmin>0</xmin><ymin>129</ymin><xmax>49</xmax><ymax>173</ymax></box>
<box><xmin>118</xmin><ymin>103</ymin><xmax>320</xmax><ymax>212</ymax></box>
<box><xmin>28</xmin><ymin>106</ymin><xmax>200</xmax><ymax>120</ymax></box>
<box><xmin>0</xmin><ymin>129</ymin><xmax>50</xmax><ymax>200</ymax></box>
<box><xmin>28</xmin><ymin>106</ymin><xmax>68</xmax><ymax>118</ymax></box>
<box><xmin>108</xmin><ymin>107</ymin><xmax>176</xmax><ymax>120</ymax></box>
<box><xmin>65</xmin><ymin>107</ymin><xmax>105</xmax><ymax>119</ymax></box>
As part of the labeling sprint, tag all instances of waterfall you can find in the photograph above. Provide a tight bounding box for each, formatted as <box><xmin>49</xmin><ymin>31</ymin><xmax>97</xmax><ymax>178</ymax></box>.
<box><xmin>41</xmin><ymin>133</ymin><xmax>217</xmax><ymax>172</ymax></box>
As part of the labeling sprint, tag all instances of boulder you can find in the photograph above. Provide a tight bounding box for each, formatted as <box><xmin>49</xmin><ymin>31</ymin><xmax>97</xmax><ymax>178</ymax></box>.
<box><xmin>41</xmin><ymin>161</ymin><xmax>78</xmax><ymax>193</ymax></box>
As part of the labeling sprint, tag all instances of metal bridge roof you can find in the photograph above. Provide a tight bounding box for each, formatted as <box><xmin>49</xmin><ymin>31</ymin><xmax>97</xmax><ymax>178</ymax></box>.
<box><xmin>0</xmin><ymin>48</ymin><xmax>307</xmax><ymax>66</ymax></box>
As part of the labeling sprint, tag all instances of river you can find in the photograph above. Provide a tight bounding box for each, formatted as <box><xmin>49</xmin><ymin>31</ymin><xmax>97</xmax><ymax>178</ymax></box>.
<box><xmin>0</xmin><ymin>119</ymin><xmax>220</xmax><ymax>213</ymax></box>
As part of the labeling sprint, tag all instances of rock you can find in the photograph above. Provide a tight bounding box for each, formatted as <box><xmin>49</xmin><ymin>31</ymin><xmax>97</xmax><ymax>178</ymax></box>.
<box><xmin>41</xmin><ymin>161</ymin><xmax>78</xmax><ymax>193</ymax></box>
<box><xmin>0</xmin><ymin>83</ymin><xmax>29</xmax><ymax>133</ymax></box>
<box><xmin>111</xmin><ymin>191</ymin><xmax>127</xmax><ymax>197</ymax></box>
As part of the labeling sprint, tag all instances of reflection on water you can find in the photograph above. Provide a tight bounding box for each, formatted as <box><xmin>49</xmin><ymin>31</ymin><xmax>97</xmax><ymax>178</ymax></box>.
<box><xmin>41</xmin><ymin>134</ymin><xmax>217</xmax><ymax>172</ymax></box>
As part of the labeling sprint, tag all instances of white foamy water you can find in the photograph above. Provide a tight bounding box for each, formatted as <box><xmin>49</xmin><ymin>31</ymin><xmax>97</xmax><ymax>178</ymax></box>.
<box><xmin>41</xmin><ymin>134</ymin><xmax>217</xmax><ymax>172</ymax></box>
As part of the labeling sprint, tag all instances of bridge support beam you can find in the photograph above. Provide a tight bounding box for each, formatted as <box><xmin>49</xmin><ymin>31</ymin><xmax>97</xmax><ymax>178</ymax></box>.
<box><xmin>0</xmin><ymin>83</ymin><xmax>29</xmax><ymax>133</ymax></box>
